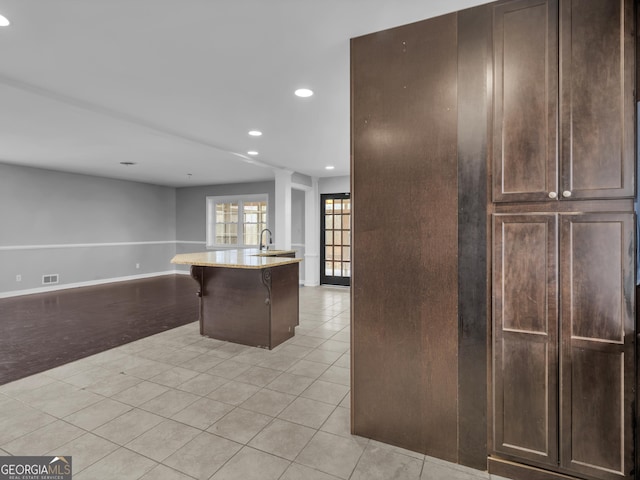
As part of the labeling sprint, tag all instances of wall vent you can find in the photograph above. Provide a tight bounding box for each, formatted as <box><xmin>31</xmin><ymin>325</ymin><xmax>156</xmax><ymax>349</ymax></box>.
<box><xmin>42</xmin><ymin>274</ymin><xmax>59</xmax><ymax>285</ymax></box>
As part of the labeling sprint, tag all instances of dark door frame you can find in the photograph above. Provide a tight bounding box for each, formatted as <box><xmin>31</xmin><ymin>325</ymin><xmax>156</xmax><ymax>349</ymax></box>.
<box><xmin>320</xmin><ymin>192</ymin><xmax>351</xmax><ymax>286</ymax></box>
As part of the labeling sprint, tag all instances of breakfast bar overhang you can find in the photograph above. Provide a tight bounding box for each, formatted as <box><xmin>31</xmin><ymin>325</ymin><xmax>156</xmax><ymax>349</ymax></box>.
<box><xmin>171</xmin><ymin>250</ymin><xmax>302</xmax><ymax>350</ymax></box>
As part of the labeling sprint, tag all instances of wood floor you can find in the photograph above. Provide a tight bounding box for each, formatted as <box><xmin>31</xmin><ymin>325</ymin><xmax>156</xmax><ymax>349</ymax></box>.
<box><xmin>0</xmin><ymin>275</ymin><xmax>198</xmax><ymax>385</ymax></box>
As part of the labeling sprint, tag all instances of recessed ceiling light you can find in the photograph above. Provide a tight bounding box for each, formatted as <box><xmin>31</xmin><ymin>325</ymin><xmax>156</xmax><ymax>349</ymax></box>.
<box><xmin>0</xmin><ymin>14</ymin><xmax>10</xmax><ymax>27</ymax></box>
<box><xmin>247</xmin><ymin>151</ymin><xmax>258</xmax><ymax>156</ymax></box>
<box><xmin>248</xmin><ymin>130</ymin><xmax>262</xmax><ymax>136</ymax></box>
<box><xmin>295</xmin><ymin>88</ymin><xmax>314</xmax><ymax>98</ymax></box>
<box><xmin>325</xmin><ymin>165</ymin><xmax>335</xmax><ymax>170</ymax></box>
<box><xmin>120</xmin><ymin>162</ymin><xmax>136</xmax><ymax>166</ymax></box>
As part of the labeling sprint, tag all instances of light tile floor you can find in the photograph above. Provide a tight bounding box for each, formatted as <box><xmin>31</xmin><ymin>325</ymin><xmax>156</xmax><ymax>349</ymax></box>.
<box><xmin>0</xmin><ymin>286</ymin><xmax>511</xmax><ymax>480</ymax></box>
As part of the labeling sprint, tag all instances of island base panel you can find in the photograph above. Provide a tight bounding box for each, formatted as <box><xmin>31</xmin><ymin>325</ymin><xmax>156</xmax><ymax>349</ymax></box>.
<box><xmin>198</xmin><ymin>264</ymin><xmax>299</xmax><ymax>349</ymax></box>
<box><xmin>269</xmin><ymin>262</ymin><xmax>300</xmax><ymax>347</ymax></box>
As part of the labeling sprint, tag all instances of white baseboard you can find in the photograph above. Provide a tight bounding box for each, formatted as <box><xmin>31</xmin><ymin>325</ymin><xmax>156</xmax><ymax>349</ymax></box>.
<box><xmin>0</xmin><ymin>270</ymin><xmax>183</xmax><ymax>299</ymax></box>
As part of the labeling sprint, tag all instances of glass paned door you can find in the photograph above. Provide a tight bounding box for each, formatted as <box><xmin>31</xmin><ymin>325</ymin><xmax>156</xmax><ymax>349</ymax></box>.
<box><xmin>321</xmin><ymin>193</ymin><xmax>351</xmax><ymax>286</ymax></box>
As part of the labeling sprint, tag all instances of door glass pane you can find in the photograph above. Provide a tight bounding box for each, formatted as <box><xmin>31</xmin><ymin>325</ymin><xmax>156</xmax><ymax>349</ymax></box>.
<box><xmin>325</xmin><ymin>261</ymin><xmax>334</xmax><ymax>276</ymax></box>
<box><xmin>344</xmin><ymin>230</ymin><xmax>351</xmax><ymax>246</ymax></box>
<box><xmin>326</xmin><ymin>231</ymin><xmax>333</xmax><ymax>245</ymax></box>
<box><xmin>334</xmin><ymin>201</ymin><xmax>342</xmax><ymax>212</ymax></box>
<box><xmin>326</xmin><ymin>247</ymin><xmax>333</xmax><ymax>261</ymax></box>
<box><xmin>334</xmin><ymin>247</ymin><xmax>342</xmax><ymax>262</ymax></box>
<box><xmin>342</xmin><ymin>214</ymin><xmax>350</xmax><ymax>230</ymax></box>
<box><xmin>343</xmin><ymin>200</ymin><xmax>351</xmax><ymax>214</ymax></box>
<box><xmin>326</xmin><ymin>199</ymin><xmax>334</xmax><ymax>212</ymax></box>
<box><xmin>343</xmin><ymin>262</ymin><xmax>351</xmax><ymax>276</ymax></box>
<box><xmin>334</xmin><ymin>231</ymin><xmax>342</xmax><ymax>245</ymax></box>
<box><xmin>325</xmin><ymin>215</ymin><xmax>333</xmax><ymax>229</ymax></box>
<box><xmin>343</xmin><ymin>246</ymin><xmax>351</xmax><ymax>261</ymax></box>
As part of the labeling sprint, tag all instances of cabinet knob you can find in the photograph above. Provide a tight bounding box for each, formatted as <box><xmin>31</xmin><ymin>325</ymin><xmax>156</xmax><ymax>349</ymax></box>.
<box><xmin>562</xmin><ymin>190</ymin><xmax>572</xmax><ymax>198</ymax></box>
<box><xmin>548</xmin><ymin>191</ymin><xmax>557</xmax><ymax>199</ymax></box>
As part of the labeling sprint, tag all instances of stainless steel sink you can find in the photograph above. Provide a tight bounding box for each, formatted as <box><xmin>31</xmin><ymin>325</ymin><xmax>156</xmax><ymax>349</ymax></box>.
<box><xmin>252</xmin><ymin>250</ymin><xmax>293</xmax><ymax>257</ymax></box>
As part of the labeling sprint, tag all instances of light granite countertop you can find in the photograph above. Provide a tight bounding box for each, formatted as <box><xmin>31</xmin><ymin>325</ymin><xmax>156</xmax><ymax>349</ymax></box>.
<box><xmin>171</xmin><ymin>249</ymin><xmax>302</xmax><ymax>269</ymax></box>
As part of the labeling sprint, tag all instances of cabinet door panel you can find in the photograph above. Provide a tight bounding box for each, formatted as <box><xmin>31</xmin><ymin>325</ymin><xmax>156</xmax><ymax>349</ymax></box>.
<box><xmin>570</xmin><ymin>345</ymin><xmax>624</xmax><ymax>474</ymax></box>
<box><xmin>492</xmin><ymin>214</ymin><xmax>558</xmax><ymax>464</ymax></box>
<box><xmin>568</xmin><ymin>221</ymin><xmax>623</xmax><ymax>342</ymax></box>
<box><xmin>502</xmin><ymin>222</ymin><xmax>550</xmax><ymax>333</ymax></box>
<box><xmin>492</xmin><ymin>0</ymin><xmax>558</xmax><ymax>202</ymax></box>
<box><xmin>560</xmin><ymin>0</ymin><xmax>634</xmax><ymax>199</ymax></box>
<box><xmin>501</xmin><ymin>338</ymin><xmax>551</xmax><ymax>454</ymax></box>
<box><xmin>560</xmin><ymin>213</ymin><xmax>635</xmax><ymax>479</ymax></box>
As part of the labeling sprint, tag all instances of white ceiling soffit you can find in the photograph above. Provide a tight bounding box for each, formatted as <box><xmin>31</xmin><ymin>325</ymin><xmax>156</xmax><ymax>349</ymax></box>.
<box><xmin>0</xmin><ymin>0</ymin><xmax>490</xmax><ymax>187</ymax></box>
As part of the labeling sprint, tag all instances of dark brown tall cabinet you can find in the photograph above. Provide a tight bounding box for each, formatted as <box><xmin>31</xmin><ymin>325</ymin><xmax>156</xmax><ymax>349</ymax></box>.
<box><xmin>489</xmin><ymin>1</ymin><xmax>636</xmax><ymax>480</ymax></box>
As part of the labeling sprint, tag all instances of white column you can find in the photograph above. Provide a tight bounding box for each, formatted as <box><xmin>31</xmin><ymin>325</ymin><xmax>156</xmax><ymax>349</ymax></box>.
<box><xmin>304</xmin><ymin>177</ymin><xmax>320</xmax><ymax>286</ymax></box>
<box><xmin>274</xmin><ymin>169</ymin><xmax>292</xmax><ymax>250</ymax></box>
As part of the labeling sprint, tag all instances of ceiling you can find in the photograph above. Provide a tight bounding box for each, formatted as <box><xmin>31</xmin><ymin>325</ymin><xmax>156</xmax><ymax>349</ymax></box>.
<box><xmin>0</xmin><ymin>0</ymin><xmax>490</xmax><ymax>187</ymax></box>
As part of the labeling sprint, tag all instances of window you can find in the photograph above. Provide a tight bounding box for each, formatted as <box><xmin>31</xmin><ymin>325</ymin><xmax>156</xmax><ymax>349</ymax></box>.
<box><xmin>206</xmin><ymin>195</ymin><xmax>268</xmax><ymax>248</ymax></box>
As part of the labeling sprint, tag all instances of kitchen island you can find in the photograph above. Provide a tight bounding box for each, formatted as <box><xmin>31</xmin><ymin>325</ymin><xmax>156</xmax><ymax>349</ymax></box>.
<box><xmin>171</xmin><ymin>249</ymin><xmax>302</xmax><ymax>349</ymax></box>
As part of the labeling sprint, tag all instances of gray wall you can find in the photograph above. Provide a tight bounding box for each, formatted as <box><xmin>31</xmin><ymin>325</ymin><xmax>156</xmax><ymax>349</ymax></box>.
<box><xmin>0</xmin><ymin>163</ymin><xmax>176</xmax><ymax>294</ymax></box>
<box><xmin>292</xmin><ymin>172</ymin><xmax>313</xmax><ymax>187</ymax></box>
<box><xmin>291</xmin><ymin>189</ymin><xmax>305</xmax><ymax>245</ymax></box>
<box><xmin>291</xmin><ymin>188</ymin><xmax>306</xmax><ymax>283</ymax></box>
<box><xmin>319</xmin><ymin>175</ymin><xmax>350</xmax><ymax>194</ymax></box>
<box><xmin>0</xmin><ymin>162</ymin><xmax>346</xmax><ymax>294</ymax></box>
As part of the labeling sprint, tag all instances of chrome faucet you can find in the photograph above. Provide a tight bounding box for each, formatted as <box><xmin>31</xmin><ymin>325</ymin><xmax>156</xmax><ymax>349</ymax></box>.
<box><xmin>259</xmin><ymin>228</ymin><xmax>272</xmax><ymax>251</ymax></box>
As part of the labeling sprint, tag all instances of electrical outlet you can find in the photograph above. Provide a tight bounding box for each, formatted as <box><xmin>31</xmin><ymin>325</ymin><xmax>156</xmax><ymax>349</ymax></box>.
<box><xmin>16</xmin><ymin>274</ymin><xmax>21</xmax><ymax>282</ymax></box>
<box><xmin>136</xmin><ymin>263</ymin><xmax>140</xmax><ymax>269</ymax></box>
